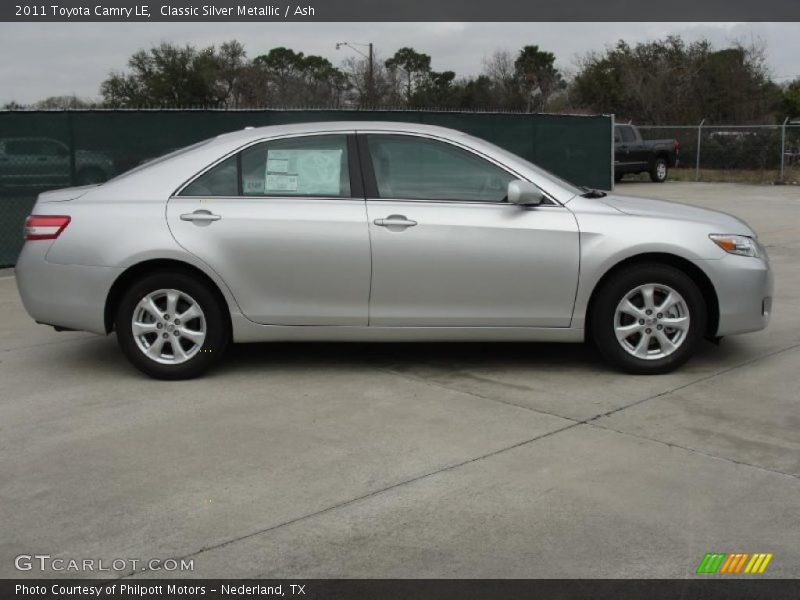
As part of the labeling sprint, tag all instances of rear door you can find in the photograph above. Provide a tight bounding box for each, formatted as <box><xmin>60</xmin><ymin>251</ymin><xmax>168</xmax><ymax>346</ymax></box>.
<box><xmin>167</xmin><ymin>133</ymin><xmax>371</xmax><ymax>326</ymax></box>
<box><xmin>359</xmin><ymin>133</ymin><xmax>580</xmax><ymax>327</ymax></box>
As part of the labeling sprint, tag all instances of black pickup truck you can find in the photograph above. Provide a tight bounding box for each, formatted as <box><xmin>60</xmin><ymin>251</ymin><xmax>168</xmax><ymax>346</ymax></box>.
<box><xmin>614</xmin><ymin>124</ymin><xmax>679</xmax><ymax>183</ymax></box>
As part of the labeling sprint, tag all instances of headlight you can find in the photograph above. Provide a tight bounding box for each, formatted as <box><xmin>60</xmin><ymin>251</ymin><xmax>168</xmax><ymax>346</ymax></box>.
<box><xmin>709</xmin><ymin>234</ymin><xmax>760</xmax><ymax>258</ymax></box>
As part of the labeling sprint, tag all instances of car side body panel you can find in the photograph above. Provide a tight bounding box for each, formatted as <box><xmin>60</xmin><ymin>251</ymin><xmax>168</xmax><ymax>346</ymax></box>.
<box><xmin>15</xmin><ymin>121</ymin><xmax>772</xmax><ymax>349</ymax></box>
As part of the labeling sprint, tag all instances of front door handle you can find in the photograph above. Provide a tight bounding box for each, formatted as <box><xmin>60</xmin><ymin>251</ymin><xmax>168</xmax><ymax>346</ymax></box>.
<box><xmin>374</xmin><ymin>215</ymin><xmax>417</xmax><ymax>229</ymax></box>
<box><xmin>180</xmin><ymin>210</ymin><xmax>221</xmax><ymax>223</ymax></box>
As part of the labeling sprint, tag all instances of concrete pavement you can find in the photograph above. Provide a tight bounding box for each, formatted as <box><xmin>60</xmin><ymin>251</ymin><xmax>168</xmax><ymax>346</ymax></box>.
<box><xmin>1</xmin><ymin>181</ymin><xmax>798</xmax><ymax>579</ymax></box>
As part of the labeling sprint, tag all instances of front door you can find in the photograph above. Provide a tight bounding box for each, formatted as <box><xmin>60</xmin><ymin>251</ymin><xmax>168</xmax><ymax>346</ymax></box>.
<box><xmin>360</xmin><ymin>133</ymin><xmax>580</xmax><ymax>327</ymax></box>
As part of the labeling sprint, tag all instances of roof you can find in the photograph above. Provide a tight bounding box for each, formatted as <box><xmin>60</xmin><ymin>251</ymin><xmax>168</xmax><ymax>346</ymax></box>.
<box><xmin>214</xmin><ymin>121</ymin><xmax>470</xmax><ymax>144</ymax></box>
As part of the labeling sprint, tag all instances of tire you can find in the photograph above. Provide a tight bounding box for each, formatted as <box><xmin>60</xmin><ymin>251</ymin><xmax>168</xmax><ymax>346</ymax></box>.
<box><xmin>590</xmin><ymin>264</ymin><xmax>706</xmax><ymax>374</ymax></box>
<box><xmin>115</xmin><ymin>270</ymin><xmax>230</xmax><ymax>379</ymax></box>
<box><xmin>649</xmin><ymin>157</ymin><xmax>668</xmax><ymax>183</ymax></box>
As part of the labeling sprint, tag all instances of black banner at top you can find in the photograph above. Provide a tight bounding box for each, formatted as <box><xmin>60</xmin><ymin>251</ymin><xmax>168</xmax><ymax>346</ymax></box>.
<box><xmin>2</xmin><ymin>0</ymin><xmax>800</xmax><ymax>22</ymax></box>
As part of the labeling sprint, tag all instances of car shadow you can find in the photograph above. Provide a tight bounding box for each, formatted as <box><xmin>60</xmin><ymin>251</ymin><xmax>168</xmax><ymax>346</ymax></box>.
<box><xmin>214</xmin><ymin>338</ymin><xmax>740</xmax><ymax>377</ymax></box>
<box><xmin>57</xmin><ymin>334</ymin><xmax>759</xmax><ymax>380</ymax></box>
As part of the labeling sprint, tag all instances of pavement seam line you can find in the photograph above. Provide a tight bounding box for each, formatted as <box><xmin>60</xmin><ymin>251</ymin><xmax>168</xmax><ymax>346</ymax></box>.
<box><xmin>588</xmin><ymin>421</ymin><xmax>800</xmax><ymax>482</ymax></box>
<box><xmin>376</xmin><ymin>365</ymin><xmax>583</xmax><ymax>423</ymax></box>
<box><xmin>118</xmin><ymin>420</ymin><xmax>583</xmax><ymax>579</ymax></box>
<box><xmin>585</xmin><ymin>341</ymin><xmax>800</xmax><ymax>423</ymax></box>
<box><xmin>377</xmin><ymin>341</ymin><xmax>800</xmax><ymax>427</ymax></box>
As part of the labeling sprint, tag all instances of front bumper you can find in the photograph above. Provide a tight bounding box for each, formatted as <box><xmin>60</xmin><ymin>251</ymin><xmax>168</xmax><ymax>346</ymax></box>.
<box><xmin>695</xmin><ymin>253</ymin><xmax>773</xmax><ymax>337</ymax></box>
<box><xmin>15</xmin><ymin>241</ymin><xmax>121</xmax><ymax>335</ymax></box>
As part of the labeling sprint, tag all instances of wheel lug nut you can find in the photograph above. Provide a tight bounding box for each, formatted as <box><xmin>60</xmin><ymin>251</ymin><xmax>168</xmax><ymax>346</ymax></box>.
<box><xmin>162</xmin><ymin>332</ymin><xmax>169</xmax><ymax>339</ymax></box>
<box><xmin>174</xmin><ymin>319</ymin><xmax>180</xmax><ymax>325</ymax></box>
<box><xmin>657</xmin><ymin>313</ymin><xmax>663</xmax><ymax>318</ymax></box>
<box><xmin>163</xmin><ymin>314</ymin><xmax>170</xmax><ymax>320</ymax></box>
<box><xmin>645</xmin><ymin>309</ymin><xmax>652</xmax><ymax>315</ymax></box>
<box><xmin>645</xmin><ymin>328</ymin><xmax>652</xmax><ymax>334</ymax></box>
<box><xmin>156</xmin><ymin>323</ymin><xmax>163</xmax><ymax>329</ymax></box>
<box><xmin>638</xmin><ymin>319</ymin><xmax>645</xmax><ymax>325</ymax></box>
<box><xmin>657</xmin><ymin>325</ymin><xmax>663</xmax><ymax>330</ymax></box>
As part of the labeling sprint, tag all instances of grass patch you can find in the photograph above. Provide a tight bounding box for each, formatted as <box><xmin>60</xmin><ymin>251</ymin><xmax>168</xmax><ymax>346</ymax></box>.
<box><xmin>622</xmin><ymin>166</ymin><xmax>800</xmax><ymax>185</ymax></box>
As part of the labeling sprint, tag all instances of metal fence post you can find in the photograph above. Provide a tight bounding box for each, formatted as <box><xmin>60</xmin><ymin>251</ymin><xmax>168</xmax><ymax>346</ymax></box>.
<box><xmin>695</xmin><ymin>119</ymin><xmax>705</xmax><ymax>181</ymax></box>
<box><xmin>780</xmin><ymin>116</ymin><xmax>789</xmax><ymax>183</ymax></box>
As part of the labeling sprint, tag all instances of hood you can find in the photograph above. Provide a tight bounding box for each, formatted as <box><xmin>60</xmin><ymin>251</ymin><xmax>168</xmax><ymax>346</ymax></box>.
<box><xmin>37</xmin><ymin>185</ymin><xmax>98</xmax><ymax>203</ymax></box>
<box><xmin>599</xmin><ymin>194</ymin><xmax>754</xmax><ymax>236</ymax></box>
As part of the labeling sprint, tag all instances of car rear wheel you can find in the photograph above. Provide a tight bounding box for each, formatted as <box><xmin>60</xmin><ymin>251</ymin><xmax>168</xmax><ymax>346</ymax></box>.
<box><xmin>115</xmin><ymin>271</ymin><xmax>229</xmax><ymax>379</ymax></box>
<box><xmin>590</xmin><ymin>264</ymin><xmax>706</xmax><ymax>374</ymax></box>
<box><xmin>650</xmin><ymin>157</ymin><xmax>668</xmax><ymax>183</ymax></box>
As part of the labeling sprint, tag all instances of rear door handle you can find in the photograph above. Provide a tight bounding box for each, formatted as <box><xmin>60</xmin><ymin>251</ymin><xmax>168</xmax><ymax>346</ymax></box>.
<box><xmin>180</xmin><ymin>210</ymin><xmax>221</xmax><ymax>222</ymax></box>
<box><xmin>374</xmin><ymin>215</ymin><xmax>417</xmax><ymax>229</ymax></box>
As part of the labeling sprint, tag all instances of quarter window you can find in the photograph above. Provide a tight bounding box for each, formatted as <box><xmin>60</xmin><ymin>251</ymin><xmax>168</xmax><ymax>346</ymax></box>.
<box><xmin>180</xmin><ymin>156</ymin><xmax>238</xmax><ymax>196</ymax></box>
<box><xmin>366</xmin><ymin>135</ymin><xmax>515</xmax><ymax>202</ymax></box>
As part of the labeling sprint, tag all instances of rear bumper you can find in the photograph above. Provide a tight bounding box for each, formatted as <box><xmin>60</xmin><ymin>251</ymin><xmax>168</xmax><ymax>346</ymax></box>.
<box><xmin>695</xmin><ymin>254</ymin><xmax>773</xmax><ymax>337</ymax></box>
<box><xmin>15</xmin><ymin>242</ymin><xmax>121</xmax><ymax>335</ymax></box>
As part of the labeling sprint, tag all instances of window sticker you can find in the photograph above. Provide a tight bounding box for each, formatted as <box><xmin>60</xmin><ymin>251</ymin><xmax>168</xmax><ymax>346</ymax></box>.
<box><xmin>266</xmin><ymin>149</ymin><xmax>342</xmax><ymax>195</ymax></box>
<box><xmin>266</xmin><ymin>157</ymin><xmax>289</xmax><ymax>173</ymax></box>
<box><xmin>265</xmin><ymin>174</ymin><xmax>299</xmax><ymax>192</ymax></box>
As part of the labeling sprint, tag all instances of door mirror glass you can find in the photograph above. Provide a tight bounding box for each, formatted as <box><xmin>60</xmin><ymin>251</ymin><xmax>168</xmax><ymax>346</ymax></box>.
<box><xmin>507</xmin><ymin>180</ymin><xmax>544</xmax><ymax>206</ymax></box>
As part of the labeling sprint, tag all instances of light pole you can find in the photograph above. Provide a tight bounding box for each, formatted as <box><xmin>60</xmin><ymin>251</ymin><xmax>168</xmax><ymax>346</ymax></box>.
<box><xmin>336</xmin><ymin>41</ymin><xmax>374</xmax><ymax>106</ymax></box>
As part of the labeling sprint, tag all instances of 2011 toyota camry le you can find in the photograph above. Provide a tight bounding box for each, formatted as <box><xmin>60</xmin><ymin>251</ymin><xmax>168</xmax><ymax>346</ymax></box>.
<box><xmin>15</xmin><ymin>122</ymin><xmax>773</xmax><ymax>379</ymax></box>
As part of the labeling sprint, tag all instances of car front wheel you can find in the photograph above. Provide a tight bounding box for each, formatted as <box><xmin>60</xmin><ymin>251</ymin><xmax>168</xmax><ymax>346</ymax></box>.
<box><xmin>590</xmin><ymin>264</ymin><xmax>707</xmax><ymax>374</ymax></box>
<box><xmin>115</xmin><ymin>271</ymin><xmax>229</xmax><ymax>379</ymax></box>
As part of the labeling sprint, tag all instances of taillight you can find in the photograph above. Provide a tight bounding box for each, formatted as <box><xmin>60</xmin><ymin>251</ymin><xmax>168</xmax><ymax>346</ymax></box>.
<box><xmin>673</xmin><ymin>140</ymin><xmax>680</xmax><ymax>150</ymax></box>
<box><xmin>24</xmin><ymin>215</ymin><xmax>71</xmax><ymax>241</ymax></box>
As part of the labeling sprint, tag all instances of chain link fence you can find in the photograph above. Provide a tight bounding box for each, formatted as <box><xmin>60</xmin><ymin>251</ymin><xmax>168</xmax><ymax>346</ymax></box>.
<box><xmin>0</xmin><ymin>108</ymin><xmax>613</xmax><ymax>267</ymax></box>
<box><xmin>637</xmin><ymin>122</ymin><xmax>800</xmax><ymax>184</ymax></box>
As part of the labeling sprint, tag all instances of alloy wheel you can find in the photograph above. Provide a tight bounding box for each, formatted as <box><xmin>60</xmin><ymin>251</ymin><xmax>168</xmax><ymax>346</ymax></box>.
<box><xmin>614</xmin><ymin>283</ymin><xmax>690</xmax><ymax>360</ymax></box>
<box><xmin>131</xmin><ymin>288</ymin><xmax>206</xmax><ymax>365</ymax></box>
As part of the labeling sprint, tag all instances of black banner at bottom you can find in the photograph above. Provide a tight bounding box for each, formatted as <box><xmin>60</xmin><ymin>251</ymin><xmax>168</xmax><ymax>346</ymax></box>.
<box><xmin>4</xmin><ymin>579</ymin><xmax>800</xmax><ymax>600</ymax></box>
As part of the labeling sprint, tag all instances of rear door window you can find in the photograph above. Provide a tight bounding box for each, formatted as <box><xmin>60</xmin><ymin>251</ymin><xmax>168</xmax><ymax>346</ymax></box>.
<box><xmin>241</xmin><ymin>135</ymin><xmax>350</xmax><ymax>197</ymax></box>
<box><xmin>180</xmin><ymin>134</ymin><xmax>352</xmax><ymax>198</ymax></box>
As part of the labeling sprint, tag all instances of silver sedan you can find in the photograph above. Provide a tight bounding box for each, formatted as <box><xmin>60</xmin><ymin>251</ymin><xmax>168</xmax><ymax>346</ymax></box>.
<box><xmin>15</xmin><ymin>122</ymin><xmax>773</xmax><ymax>379</ymax></box>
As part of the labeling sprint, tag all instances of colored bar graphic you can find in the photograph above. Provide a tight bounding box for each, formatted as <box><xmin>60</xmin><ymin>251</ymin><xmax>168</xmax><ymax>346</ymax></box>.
<box><xmin>734</xmin><ymin>553</ymin><xmax>750</xmax><ymax>573</ymax></box>
<box><xmin>719</xmin><ymin>554</ymin><xmax>736</xmax><ymax>573</ymax></box>
<box><xmin>698</xmin><ymin>552</ymin><xmax>772</xmax><ymax>574</ymax></box>
<box><xmin>745</xmin><ymin>553</ymin><xmax>774</xmax><ymax>574</ymax></box>
<box><xmin>696</xmin><ymin>553</ymin><xmax>727</xmax><ymax>573</ymax></box>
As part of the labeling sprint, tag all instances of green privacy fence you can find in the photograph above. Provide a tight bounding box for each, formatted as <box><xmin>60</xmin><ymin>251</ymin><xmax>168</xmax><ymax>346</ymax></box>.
<box><xmin>0</xmin><ymin>109</ymin><xmax>612</xmax><ymax>267</ymax></box>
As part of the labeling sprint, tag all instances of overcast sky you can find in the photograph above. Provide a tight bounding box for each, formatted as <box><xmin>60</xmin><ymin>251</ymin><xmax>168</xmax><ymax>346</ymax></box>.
<box><xmin>1</xmin><ymin>22</ymin><xmax>798</xmax><ymax>105</ymax></box>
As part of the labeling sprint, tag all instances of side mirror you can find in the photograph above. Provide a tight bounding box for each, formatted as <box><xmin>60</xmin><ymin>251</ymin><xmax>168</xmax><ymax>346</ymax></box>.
<box><xmin>507</xmin><ymin>180</ymin><xmax>545</xmax><ymax>206</ymax></box>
